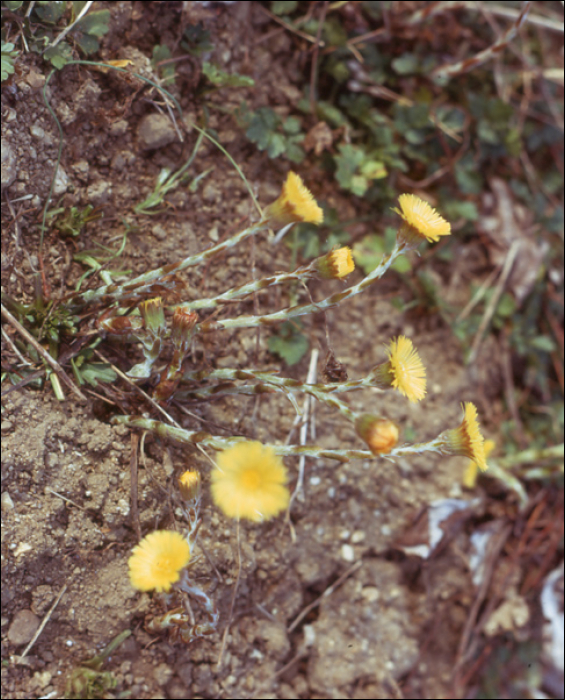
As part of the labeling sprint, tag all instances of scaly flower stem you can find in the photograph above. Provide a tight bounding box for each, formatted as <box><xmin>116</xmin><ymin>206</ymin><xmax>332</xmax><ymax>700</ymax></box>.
<box><xmin>178</xmin><ymin>264</ymin><xmax>315</xmax><ymax>311</ymax></box>
<box><xmin>182</xmin><ymin>380</ymin><xmax>355</xmax><ymax>421</ymax></box>
<box><xmin>72</xmin><ymin>220</ymin><xmax>268</xmax><ymax>306</ymax></box>
<box><xmin>184</xmin><ymin>368</ymin><xmax>358</xmax><ymax>420</ymax></box>
<box><xmin>198</xmin><ymin>242</ymin><xmax>405</xmax><ymax>332</ymax></box>
<box><xmin>183</xmin><ymin>367</ymin><xmax>382</xmax><ymax>394</ymax></box>
<box><xmin>178</xmin><ymin>381</ymin><xmax>303</xmax><ymax>414</ymax></box>
<box><xmin>113</xmin><ymin>416</ymin><xmax>455</xmax><ymax>463</ymax></box>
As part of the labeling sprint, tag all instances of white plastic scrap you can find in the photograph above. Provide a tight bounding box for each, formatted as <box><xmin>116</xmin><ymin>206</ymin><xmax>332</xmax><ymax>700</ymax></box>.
<box><xmin>540</xmin><ymin>561</ymin><xmax>564</xmax><ymax>674</ymax></box>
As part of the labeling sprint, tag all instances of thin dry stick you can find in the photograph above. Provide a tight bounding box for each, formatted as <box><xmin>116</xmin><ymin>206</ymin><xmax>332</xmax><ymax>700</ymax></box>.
<box><xmin>287</xmin><ymin>560</ymin><xmax>362</xmax><ymax>633</ymax></box>
<box><xmin>46</xmin><ymin>487</ymin><xmax>88</xmax><ymax>512</ymax></box>
<box><xmin>17</xmin><ymin>584</ymin><xmax>68</xmax><ymax>661</ymax></box>
<box><xmin>1</xmin><ymin>303</ymin><xmax>87</xmax><ymax>401</ymax></box>
<box><xmin>294</xmin><ymin>348</ymin><xmax>319</xmax><ymax>503</ymax></box>
<box><xmin>44</xmin><ymin>1</ymin><xmax>94</xmax><ymax>50</ymax></box>
<box><xmin>216</xmin><ymin>519</ymin><xmax>242</xmax><ymax>672</ymax></box>
<box><xmin>258</xmin><ymin>4</ymin><xmax>325</xmax><ymax>46</ymax></box>
<box><xmin>500</xmin><ymin>330</ymin><xmax>526</xmax><ymax>448</ymax></box>
<box><xmin>2</xmin><ymin>325</ymin><xmax>32</xmax><ymax>366</ymax></box>
<box><xmin>468</xmin><ymin>239</ymin><xmax>520</xmax><ymax>363</ymax></box>
<box><xmin>455</xmin><ymin>266</ymin><xmax>500</xmax><ymax>322</ymax></box>
<box><xmin>130</xmin><ymin>433</ymin><xmax>141</xmax><ymax>541</ymax></box>
<box><xmin>432</xmin><ymin>1</ymin><xmax>532</xmax><ymax>81</ymax></box>
<box><xmin>309</xmin><ymin>1</ymin><xmax>329</xmax><ymax>115</ymax></box>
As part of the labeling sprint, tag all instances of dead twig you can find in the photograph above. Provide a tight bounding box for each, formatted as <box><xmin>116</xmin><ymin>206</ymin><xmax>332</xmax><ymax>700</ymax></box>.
<box><xmin>216</xmin><ymin>519</ymin><xmax>242</xmax><ymax>671</ymax></box>
<box><xmin>130</xmin><ymin>433</ymin><xmax>141</xmax><ymax>541</ymax></box>
<box><xmin>16</xmin><ymin>584</ymin><xmax>68</xmax><ymax>662</ymax></box>
<box><xmin>1</xmin><ymin>303</ymin><xmax>87</xmax><ymax>401</ymax></box>
<box><xmin>467</xmin><ymin>240</ymin><xmax>521</xmax><ymax>364</ymax></box>
<box><xmin>287</xmin><ymin>560</ymin><xmax>362</xmax><ymax>634</ymax></box>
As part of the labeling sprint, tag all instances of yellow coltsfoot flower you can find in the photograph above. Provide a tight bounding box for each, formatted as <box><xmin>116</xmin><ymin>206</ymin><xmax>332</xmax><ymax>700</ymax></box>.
<box><xmin>128</xmin><ymin>530</ymin><xmax>190</xmax><ymax>593</ymax></box>
<box><xmin>463</xmin><ymin>439</ymin><xmax>495</xmax><ymax>488</ymax></box>
<box><xmin>265</xmin><ymin>172</ymin><xmax>324</xmax><ymax>227</ymax></box>
<box><xmin>355</xmin><ymin>415</ymin><xmax>399</xmax><ymax>455</ymax></box>
<box><xmin>314</xmin><ymin>247</ymin><xmax>355</xmax><ymax>279</ymax></box>
<box><xmin>441</xmin><ymin>402</ymin><xmax>488</xmax><ymax>471</ymax></box>
<box><xmin>211</xmin><ymin>441</ymin><xmax>290</xmax><ymax>522</ymax></box>
<box><xmin>372</xmin><ymin>336</ymin><xmax>427</xmax><ymax>403</ymax></box>
<box><xmin>394</xmin><ymin>194</ymin><xmax>451</xmax><ymax>247</ymax></box>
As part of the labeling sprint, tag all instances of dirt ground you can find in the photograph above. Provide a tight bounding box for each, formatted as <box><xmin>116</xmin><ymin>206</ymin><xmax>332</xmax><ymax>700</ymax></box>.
<box><xmin>1</xmin><ymin>3</ymin><xmax>562</xmax><ymax>700</ymax></box>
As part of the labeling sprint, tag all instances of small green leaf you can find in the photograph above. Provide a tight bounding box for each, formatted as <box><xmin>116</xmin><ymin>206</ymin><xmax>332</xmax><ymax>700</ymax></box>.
<box><xmin>391</xmin><ymin>53</ymin><xmax>419</xmax><ymax>75</ymax></box>
<box><xmin>202</xmin><ymin>61</ymin><xmax>254</xmax><ymax>88</ymax></box>
<box><xmin>152</xmin><ymin>45</ymin><xmax>176</xmax><ymax>85</ymax></box>
<box><xmin>271</xmin><ymin>0</ymin><xmax>297</xmax><ymax>15</ymax></box>
<box><xmin>1</xmin><ymin>41</ymin><xmax>19</xmax><ymax>82</ymax></box>
<box><xmin>181</xmin><ymin>23</ymin><xmax>213</xmax><ymax>56</ymax></box>
<box><xmin>286</xmin><ymin>141</ymin><xmax>305</xmax><ymax>164</ymax></box>
<box><xmin>76</xmin><ymin>9</ymin><xmax>110</xmax><ymax>38</ymax></box>
<box><xmin>268</xmin><ymin>322</ymin><xmax>309</xmax><ymax>366</ymax></box>
<box><xmin>44</xmin><ymin>43</ymin><xmax>74</xmax><ymax>69</ymax></box>
<box><xmin>528</xmin><ymin>336</ymin><xmax>556</xmax><ymax>353</ymax></box>
<box><xmin>35</xmin><ymin>1</ymin><xmax>66</xmax><ymax>23</ymax></box>
<box><xmin>78</xmin><ymin>363</ymin><xmax>118</xmax><ymax>387</ymax></box>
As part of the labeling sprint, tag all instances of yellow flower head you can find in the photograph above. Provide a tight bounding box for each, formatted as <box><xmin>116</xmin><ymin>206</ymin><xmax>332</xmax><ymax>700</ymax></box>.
<box><xmin>178</xmin><ymin>470</ymin><xmax>202</xmax><ymax>502</ymax></box>
<box><xmin>355</xmin><ymin>415</ymin><xmax>399</xmax><ymax>455</ymax></box>
<box><xmin>315</xmin><ymin>247</ymin><xmax>355</xmax><ymax>279</ymax></box>
<box><xmin>463</xmin><ymin>439</ymin><xmax>495</xmax><ymax>488</ymax></box>
<box><xmin>265</xmin><ymin>172</ymin><xmax>324</xmax><ymax>227</ymax></box>
<box><xmin>211</xmin><ymin>441</ymin><xmax>290</xmax><ymax>522</ymax></box>
<box><xmin>128</xmin><ymin>530</ymin><xmax>190</xmax><ymax>593</ymax></box>
<box><xmin>393</xmin><ymin>194</ymin><xmax>451</xmax><ymax>245</ymax></box>
<box><xmin>442</xmin><ymin>402</ymin><xmax>487</xmax><ymax>471</ymax></box>
<box><xmin>386</xmin><ymin>336</ymin><xmax>427</xmax><ymax>403</ymax></box>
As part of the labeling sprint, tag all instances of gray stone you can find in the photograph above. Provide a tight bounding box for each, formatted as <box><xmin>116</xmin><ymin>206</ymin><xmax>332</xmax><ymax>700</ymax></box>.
<box><xmin>7</xmin><ymin>610</ymin><xmax>40</xmax><ymax>646</ymax></box>
<box><xmin>137</xmin><ymin>113</ymin><xmax>177</xmax><ymax>150</ymax></box>
<box><xmin>1</xmin><ymin>141</ymin><xmax>17</xmax><ymax>190</ymax></box>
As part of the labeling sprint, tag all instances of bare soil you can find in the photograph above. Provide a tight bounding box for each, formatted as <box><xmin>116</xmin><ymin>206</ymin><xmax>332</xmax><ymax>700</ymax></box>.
<box><xmin>1</xmin><ymin>3</ymin><xmax>543</xmax><ymax>699</ymax></box>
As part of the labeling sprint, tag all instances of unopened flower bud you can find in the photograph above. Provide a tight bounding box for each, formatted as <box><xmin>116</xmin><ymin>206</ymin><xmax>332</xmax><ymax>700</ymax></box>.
<box><xmin>171</xmin><ymin>308</ymin><xmax>198</xmax><ymax>351</ymax></box>
<box><xmin>178</xmin><ymin>470</ymin><xmax>202</xmax><ymax>503</ymax></box>
<box><xmin>314</xmin><ymin>247</ymin><xmax>355</xmax><ymax>279</ymax></box>
<box><xmin>139</xmin><ymin>297</ymin><xmax>166</xmax><ymax>336</ymax></box>
<box><xmin>355</xmin><ymin>414</ymin><xmax>399</xmax><ymax>455</ymax></box>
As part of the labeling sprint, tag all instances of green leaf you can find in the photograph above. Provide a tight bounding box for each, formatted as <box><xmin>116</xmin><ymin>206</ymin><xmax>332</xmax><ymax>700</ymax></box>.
<box><xmin>202</xmin><ymin>61</ymin><xmax>254</xmax><ymax>88</ymax></box>
<box><xmin>78</xmin><ymin>362</ymin><xmax>117</xmax><ymax>387</ymax></box>
<box><xmin>44</xmin><ymin>42</ymin><xmax>74</xmax><ymax>69</ymax></box>
<box><xmin>182</xmin><ymin>23</ymin><xmax>213</xmax><ymax>56</ymax></box>
<box><xmin>1</xmin><ymin>41</ymin><xmax>19</xmax><ymax>82</ymax></box>
<box><xmin>271</xmin><ymin>0</ymin><xmax>297</xmax><ymax>15</ymax></box>
<box><xmin>286</xmin><ymin>141</ymin><xmax>305</xmax><ymax>164</ymax></box>
<box><xmin>34</xmin><ymin>1</ymin><xmax>66</xmax><ymax>23</ymax></box>
<box><xmin>152</xmin><ymin>44</ymin><xmax>175</xmax><ymax>85</ymax></box>
<box><xmin>528</xmin><ymin>335</ymin><xmax>556</xmax><ymax>353</ymax></box>
<box><xmin>246</xmin><ymin>108</ymin><xmax>281</xmax><ymax>150</ymax></box>
<box><xmin>391</xmin><ymin>53</ymin><xmax>419</xmax><ymax>75</ymax></box>
<box><xmin>268</xmin><ymin>322</ymin><xmax>309</xmax><ymax>366</ymax></box>
<box><xmin>267</xmin><ymin>132</ymin><xmax>286</xmax><ymax>159</ymax></box>
<box><xmin>283</xmin><ymin>116</ymin><xmax>302</xmax><ymax>135</ymax></box>
<box><xmin>495</xmin><ymin>293</ymin><xmax>516</xmax><ymax>318</ymax></box>
<box><xmin>443</xmin><ymin>200</ymin><xmax>479</xmax><ymax>222</ymax></box>
<box><xmin>74</xmin><ymin>33</ymin><xmax>99</xmax><ymax>55</ymax></box>
<box><xmin>76</xmin><ymin>9</ymin><xmax>110</xmax><ymax>38</ymax></box>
